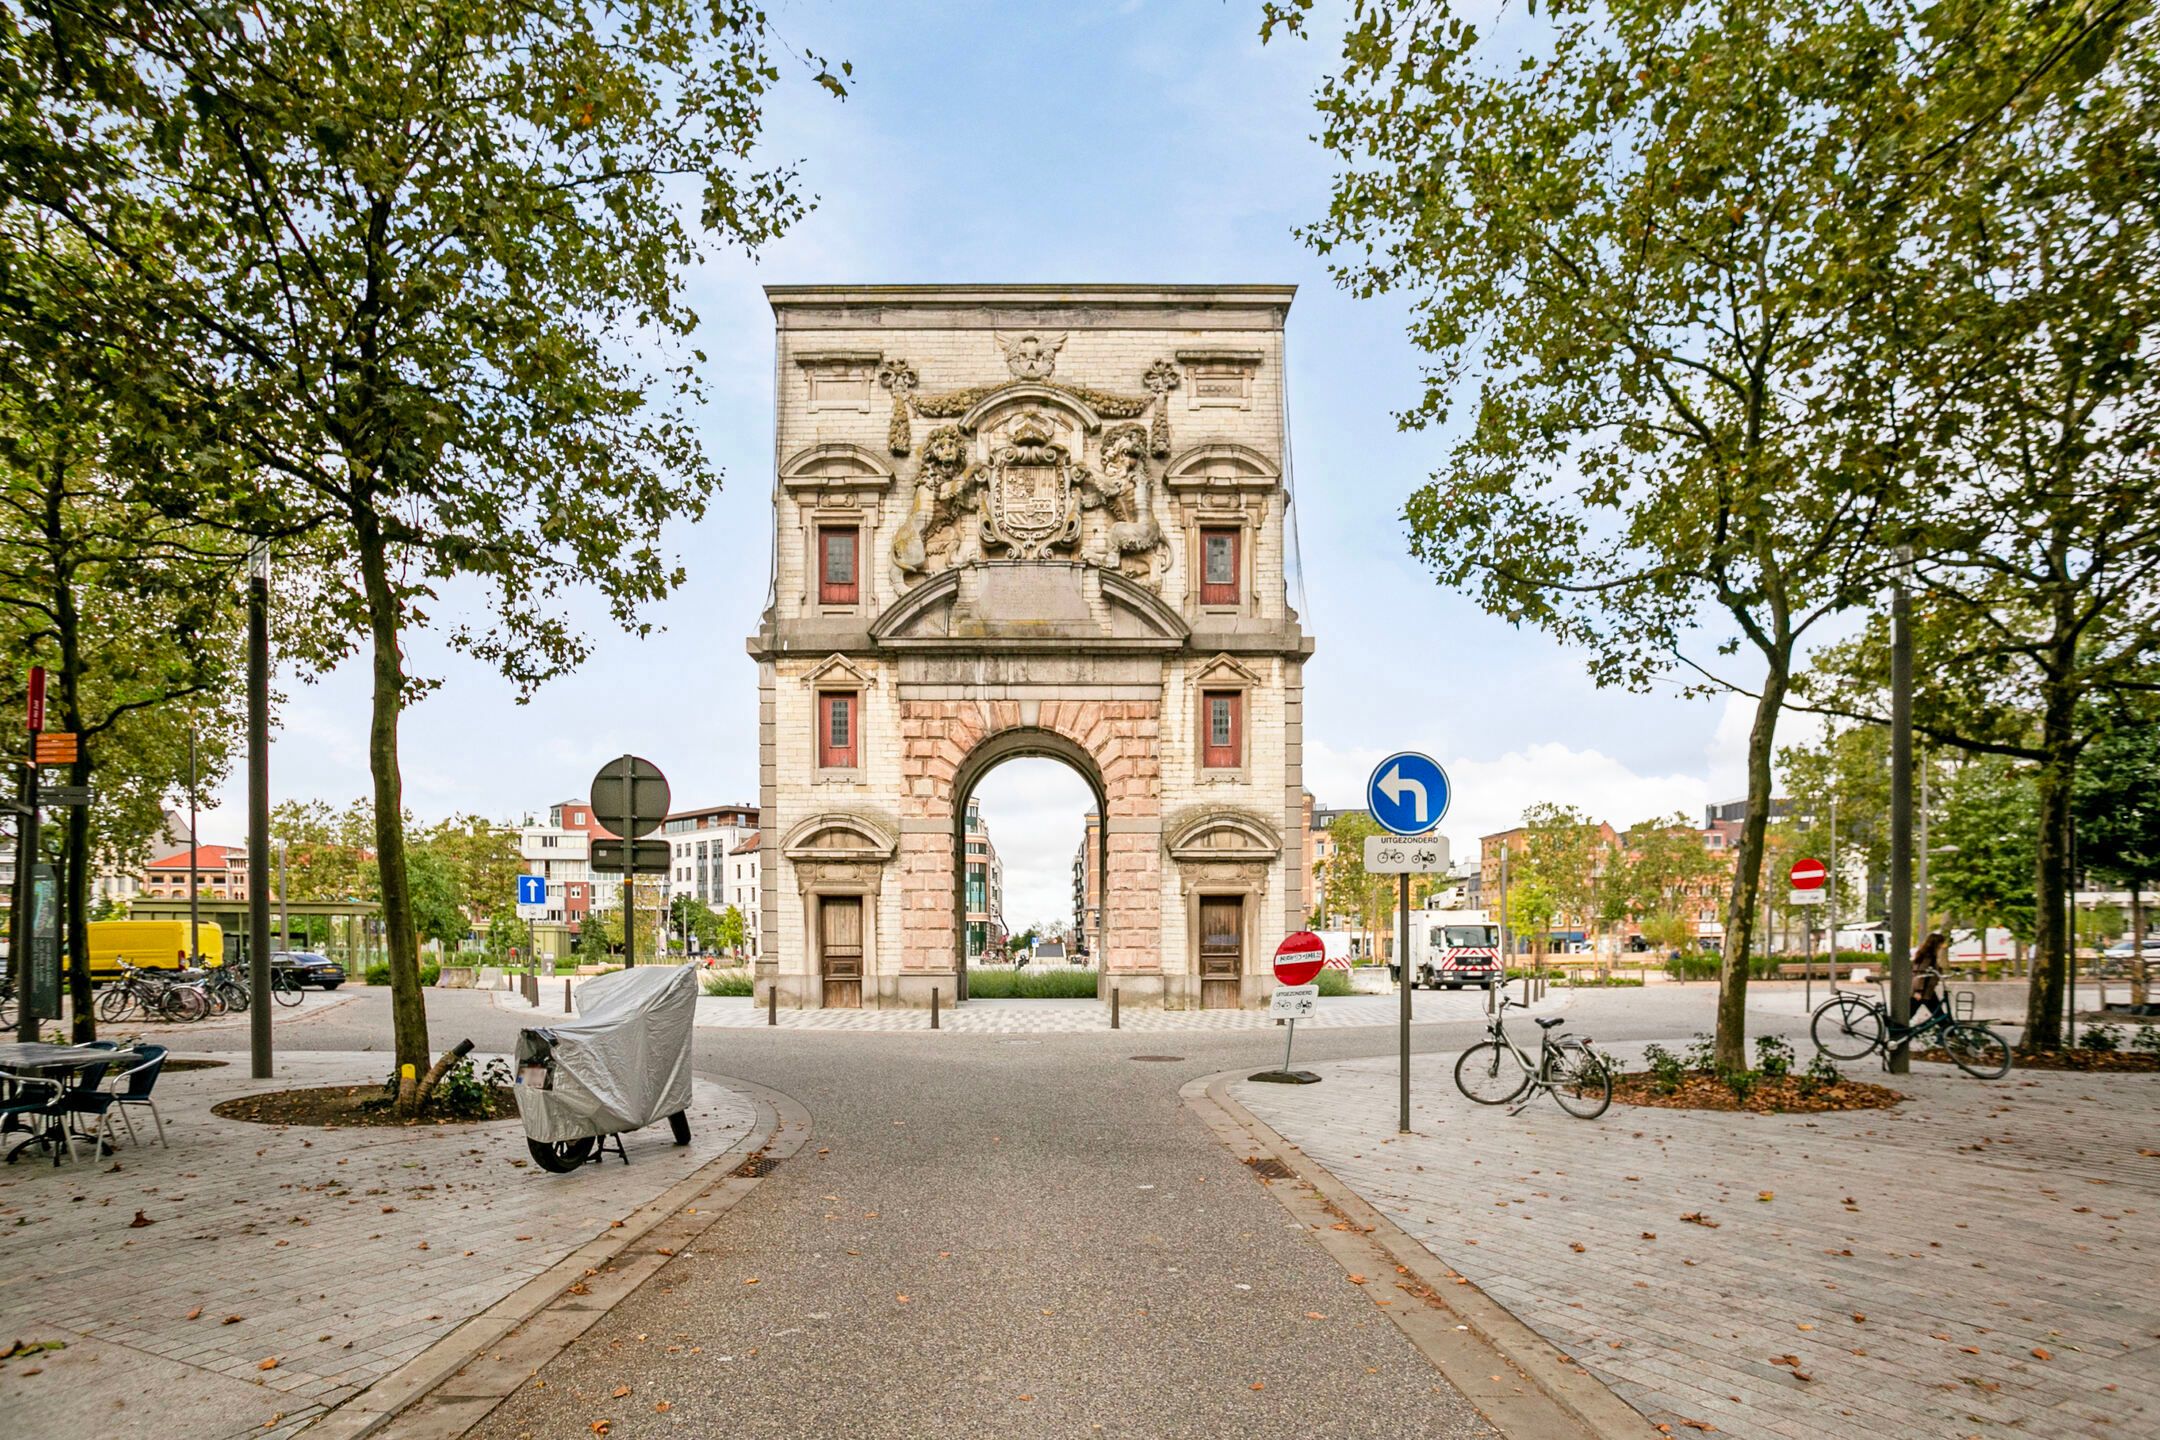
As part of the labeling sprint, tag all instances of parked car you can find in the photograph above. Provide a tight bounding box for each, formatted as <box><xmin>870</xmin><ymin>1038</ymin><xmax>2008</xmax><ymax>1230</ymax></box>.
<box><xmin>271</xmin><ymin>950</ymin><xmax>346</xmax><ymax>990</ymax></box>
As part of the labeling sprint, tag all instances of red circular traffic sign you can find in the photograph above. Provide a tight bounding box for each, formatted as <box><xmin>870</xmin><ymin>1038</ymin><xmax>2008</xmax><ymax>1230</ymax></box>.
<box><xmin>1273</xmin><ymin>930</ymin><xmax>1327</xmax><ymax>987</ymax></box>
<box><xmin>1789</xmin><ymin>858</ymin><xmax>1827</xmax><ymax>891</ymax></box>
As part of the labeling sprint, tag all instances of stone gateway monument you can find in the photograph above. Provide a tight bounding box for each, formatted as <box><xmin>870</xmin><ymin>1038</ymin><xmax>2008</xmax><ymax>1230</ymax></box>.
<box><xmin>750</xmin><ymin>286</ymin><xmax>1313</xmax><ymax>1009</ymax></box>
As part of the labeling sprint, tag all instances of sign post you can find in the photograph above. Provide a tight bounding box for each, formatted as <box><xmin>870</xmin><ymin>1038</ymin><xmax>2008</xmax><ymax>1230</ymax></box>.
<box><xmin>1250</xmin><ymin>931</ymin><xmax>1326</xmax><ymax>1085</ymax></box>
<box><xmin>1789</xmin><ymin>857</ymin><xmax>1827</xmax><ymax>1008</ymax></box>
<box><xmin>1368</xmin><ymin>751</ymin><xmax>1453</xmax><ymax>1135</ymax></box>
<box><xmin>588</xmin><ymin>756</ymin><xmax>670</xmax><ymax>968</ymax></box>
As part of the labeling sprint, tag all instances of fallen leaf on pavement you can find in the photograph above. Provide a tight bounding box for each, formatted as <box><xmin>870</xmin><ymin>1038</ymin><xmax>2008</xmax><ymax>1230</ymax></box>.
<box><xmin>896</xmin><ymin>1295</ymin><xmax>910</xmax><ymax>1304</ymax></box>
<box><xmin>1348</xmin><ymin>1274</ymin><xmax>1368</xmax><ymax>1285</ymax></box>
<box><xmin>1641</xmin><ymin>1232</ymin><xmax>1657</xmax><ymax>1240</ymax></box>
<box><xmin>612</xmin><ymin>1386</ymin><xmax>630</xmax><ymax>1398</ymax></box>
<box><xmin>1569</xmin><ymin>1242</ymin><xmax>1586</xmax><ymax>1253</ymax></box>
<box><xmin>1305</xmin><ymin>1313</ymin><xmax>1326</xmax><ymax>1320</ymax></box>
<box><xmin>654</xmin><ymin>1402</ymin><xmax>671</xmax><ymax>1413</ymax></box>
<box><xmin>223</xmin><ymin>1316</ymin><xmax>245</xmax><ymax>1326</ymax></box>
<box><xmin>742</xmin><ymin>1278</ymin><xmax>759</xmax><ymax>1286</ymax></box>
<box><xmin>185</xmin><ymin>1308</ymin><xmax>202</xmax><ymax>1321</ymax></box>
<box><xmin>129</xmin><ymin>1211</ymin><xmax>154</xmax><ymax>1228</ymax></box>
<box><xmin>590</xmin><ymin>1423</ymin><xmax>609</xmax><ymax>1436</ymax></box>
<box><xmin>1680</xmin><ymin>1213</ymin><xmax>1719</xmax><ymax>1228</ymax></box>
<box><xmin>2032</xmin><ymin>1347</ymin><xmax>2052</xmax><ymax>1360</ymax></box>
<box><xmin>257</xmin><ymin>1357</ymin><xmax>279</xmax><ymax>1371</ymax></box>
<box><xmin>1250</xmin><ymin>1382</ymin><xmax>1265</xmax><ymax>1391</ymax></box>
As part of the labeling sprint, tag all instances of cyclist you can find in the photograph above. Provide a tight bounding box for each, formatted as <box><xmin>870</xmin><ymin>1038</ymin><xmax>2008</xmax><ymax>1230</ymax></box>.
<box><xmin>1889</xmin><ymin>932</ymin><xmax>1950</xmax><ymax>1038</ymax></box>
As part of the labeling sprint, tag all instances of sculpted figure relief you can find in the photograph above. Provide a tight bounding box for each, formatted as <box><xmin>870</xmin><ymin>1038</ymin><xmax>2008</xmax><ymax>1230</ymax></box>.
<box><xmin>886</xmin><ymin>361</ymin><xmax>1186</xmax><ymax>589</ymax></box>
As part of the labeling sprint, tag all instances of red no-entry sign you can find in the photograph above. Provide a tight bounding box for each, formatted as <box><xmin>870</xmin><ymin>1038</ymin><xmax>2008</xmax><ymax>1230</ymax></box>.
<box><xmin>1273</xmin><ymin>930</ymin><xmax>1327</xmax><ymax>988</ymax></box>
<box><xmin>1789</xmin><ymin>858</ymin><xmax>1827</xmax><ymax>891</ymax></box>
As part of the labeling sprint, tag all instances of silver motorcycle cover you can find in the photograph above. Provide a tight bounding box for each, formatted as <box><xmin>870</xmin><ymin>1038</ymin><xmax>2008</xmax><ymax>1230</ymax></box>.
<box><xmin>514</xmin><ymin>964</ymin><xmax>697</xmax><ymax>1143</ymax></box>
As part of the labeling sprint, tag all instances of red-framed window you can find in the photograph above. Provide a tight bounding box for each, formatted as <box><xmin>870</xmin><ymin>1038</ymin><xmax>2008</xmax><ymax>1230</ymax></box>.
<box><xmin>818</xmin><ymin>526</ymin><xmax>859</xmax><ymax>605</ymax></box>
<box><xmin>1199</xmin><ymin>527</ymin><xmax>1240</xmax><ymax>606</ymax></box>
<box><xmin>819</xmin><ymin>691</ymin><xmax>859</xmax><ymax>769</ymax></box>
<box><xmin>1201</xmin><ymin>690</ymin><xmax>1241</xmax><ymax>769</ymax></box>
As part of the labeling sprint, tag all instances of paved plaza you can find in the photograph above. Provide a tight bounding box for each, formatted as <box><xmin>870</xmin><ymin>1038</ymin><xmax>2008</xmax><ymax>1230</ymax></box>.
<box><xmin>1232</xmin><ymin>1046</ymin><xmax>2160</xmax><ymax>1440</ymax></box>
<box><xmin>0</xmin><ymin>1049</ymin><xmax>756</xmax><ymax>1440</ymax></box>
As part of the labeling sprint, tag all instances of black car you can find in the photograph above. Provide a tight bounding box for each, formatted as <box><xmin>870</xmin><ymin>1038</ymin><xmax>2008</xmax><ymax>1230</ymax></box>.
<box><xmin>271</xmin><ymin>950</ymin><xmax>345</xmax><ymax>989</ymax></box>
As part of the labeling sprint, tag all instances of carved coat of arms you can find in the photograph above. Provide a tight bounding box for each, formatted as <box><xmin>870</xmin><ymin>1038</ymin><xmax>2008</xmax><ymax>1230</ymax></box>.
<box><xmin>980</xmin><ymin>413</ymin><xmax>1082</xmax><ymax>558</ymax></box>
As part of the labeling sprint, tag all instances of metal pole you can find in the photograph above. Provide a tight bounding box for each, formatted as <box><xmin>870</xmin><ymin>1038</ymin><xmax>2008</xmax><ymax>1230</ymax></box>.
<box><xmin>247</xmin><ymin>561</ymin><xmax>272</xmax><ymax>1079</ymax></box>
<box><xmin>1398</xmin><ymin>870</ymin><xmax>1411</xmax><ymax>1134</ymax></box>
<box><xmin>1281</xmin><ymin>1014</ymin><xmax>1296</xmax><ymax>1074</ymax></box>
<box><xmin>1889</xmin><ymin>547</ymin><xmax>1914</xmax><ymax>1074</ymax></box>
<box><xmin>277</xmin><ymin>841</ymin><xmax>289</xmax><ymax>950</ymax></box>
<box><xmin>1828</xmin><ymin>796</ymin><xmax>1838</xmax><ymax>983</ymax></box>
<box><xmin>1805</xmin><ymin>912</ymin><xmax>1813</xmax><ymax>1011</ymax></box>
<box><xmin>622</xmin><ymin>754</ymin><xmax>636</xmax><ymax>968</ymax></box>
<box><xmin>1111</xmin><ymin>985</ymin><xmax>1120</xmax><ymax>1029</ymax></box>
<box><xmin>12</xmin><ymin>763</ymin><xmax>40</xmax><ymax>1044</ymax></box>
<box><xmin>187</xmin><ymin>729</ymin><xmax>199</xmax><ymax>968</ymax></box>
<box><xmin>1917</xmin><ymin>749</ymin><xmax>1931</xmax><ymax>932</ymax></box>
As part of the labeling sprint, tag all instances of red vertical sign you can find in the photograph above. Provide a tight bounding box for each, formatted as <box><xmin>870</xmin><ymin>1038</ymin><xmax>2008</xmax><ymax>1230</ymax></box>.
<box><xmin>25</xmin><ymin>665</ymin><xmax>44</xmax><ymax>733</ymax></box>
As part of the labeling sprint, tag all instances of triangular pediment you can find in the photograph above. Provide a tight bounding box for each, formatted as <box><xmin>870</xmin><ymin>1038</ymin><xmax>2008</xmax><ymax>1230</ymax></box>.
<box><xmin>801</xmin><ymin>653</ymin><xmax>879</xmax><ymax>689</ymax></box>
<box><xmin>1192</xmin><ymin>652</ymin><xmax>1262</xmax><ymax>686</ymax></box>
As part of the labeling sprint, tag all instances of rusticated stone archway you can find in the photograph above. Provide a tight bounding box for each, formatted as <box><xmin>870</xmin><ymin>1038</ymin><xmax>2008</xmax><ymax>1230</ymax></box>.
<box><xmin>750</xmin><ymin>285</ymin><xmax>1313</xmax><ymax>1008</ymax></box>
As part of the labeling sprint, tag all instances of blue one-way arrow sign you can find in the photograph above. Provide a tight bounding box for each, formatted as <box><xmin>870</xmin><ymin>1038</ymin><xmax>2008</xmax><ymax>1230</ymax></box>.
<box><xmin>1367</xmin><ymin>751</ymin><xmax>1451</xmax><ymax>836</ymax></box>
<box><xmin>516</xmin><ymin>874</ymin><xmax>547</xmax><ymax>907</ymax></box>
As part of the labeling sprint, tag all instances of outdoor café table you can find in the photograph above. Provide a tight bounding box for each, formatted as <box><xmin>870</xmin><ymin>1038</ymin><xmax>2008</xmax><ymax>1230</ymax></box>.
<box><xmin>0</xmin><ymin>1042</ymin><xmax>145</xmax><ymax>1165</ymax></box>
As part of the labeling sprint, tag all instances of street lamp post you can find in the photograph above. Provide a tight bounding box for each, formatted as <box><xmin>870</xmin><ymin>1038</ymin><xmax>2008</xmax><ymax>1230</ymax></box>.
<box><xmin>247</xmin><ymin>543</ymin><xmax>273</xmax><ymax>1079</ymax></box>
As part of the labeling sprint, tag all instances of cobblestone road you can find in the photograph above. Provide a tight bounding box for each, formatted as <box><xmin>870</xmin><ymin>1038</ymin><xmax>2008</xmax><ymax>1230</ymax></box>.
<box><xmin>1233</xmin><ymin>1046</ymin><xmax>2159</xmax><ymax>1440</ymax></box>
<box><xmin>0</xmin><ymin>1050</ymin><xmax>752</xmax><ymax>1440</ymax></box>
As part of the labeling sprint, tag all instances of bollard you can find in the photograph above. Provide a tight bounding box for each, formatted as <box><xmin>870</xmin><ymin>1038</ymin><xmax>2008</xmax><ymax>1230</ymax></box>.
<box><xmin>563</xmin><ymin>978</ymin><xmax>571</xmax><ymax>1012</ymax></box>
<box><xmin>768</xmin><ymin>983</ymin><xmax>777</xmax><ymax>1026</ymax></box>
<box><xmin>1111</xmin><ymin>986</ymin><xmax>1120</xmax><ymax>1029</ymax></box>
<box><xmin>931</xmin><ymin>986</ymin><xmax>940</xmax><ymax>1030</ymax></box>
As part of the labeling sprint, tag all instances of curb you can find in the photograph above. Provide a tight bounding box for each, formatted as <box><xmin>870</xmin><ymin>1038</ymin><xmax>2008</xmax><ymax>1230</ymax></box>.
<box><xmin>298</xmin><ymin>1072</ymin><xmax>810</xmax><ymax>1440</ymax></box>
<box><xmin>1183</xmin><ymin>1069</ymin><xmax>1662</xmax><ymax>1440</ymax></box>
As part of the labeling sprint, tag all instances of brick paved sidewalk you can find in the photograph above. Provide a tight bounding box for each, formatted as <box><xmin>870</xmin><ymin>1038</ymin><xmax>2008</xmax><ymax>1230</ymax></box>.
<box><xmin>1233</xmin><ymin>1048</ymin><xmax>2158</xmax><ymax>1440</ymax></box>
<box><xmin>0</xmin><ymin>1050</ymin><xmax>754</xmax><ymax>1440</ymax></box>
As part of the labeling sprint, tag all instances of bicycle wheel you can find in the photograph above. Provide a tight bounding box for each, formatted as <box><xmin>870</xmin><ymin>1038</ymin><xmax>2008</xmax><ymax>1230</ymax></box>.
<box><xmin>528</xmin><ymin>1136</ymin><xmax>595</xmax><ymax>1173</ymax></box>
<box><xmin>1942</xmin><ymin>1022</ymin><xmax>2011</xmax><ymax>1079</ymax></box>
<box><xmin>272</xmin><ymin>973</ymin><xmax>305</xmax><ymax>1007</ymax></box>
<box><xmin>1546</xmin><ymin>1042</ymin><xmax>1613</xmax><ymax>1120</ymax></box>
<box><xmin>1455</xmin><ymin>1041</ymin><xmax>1531</xmax><ymax>1105</ymax></box>
<box><xmin>223</xmin><ymin>980</ymin><xmax>250</xmax><ymax>1014</ymax></box>
<box><xmin>201</xmin><ymin>984</ymin><xmax>228</xmax><ymax>1016</ymax></box>
<box><xmin>159</xmin><ymin>986</ymin><xmax>208</xmax><ymax>1023</ymax></box>
<box><xmin>96</xmin><ymin>986</ymin><xmax>134</xmax><ymax>1023</ymax></box>
<box><xmin>1811</xmin><ymin>995</ymin><xmax>1883</xmax><ymax>1061</ymax></box>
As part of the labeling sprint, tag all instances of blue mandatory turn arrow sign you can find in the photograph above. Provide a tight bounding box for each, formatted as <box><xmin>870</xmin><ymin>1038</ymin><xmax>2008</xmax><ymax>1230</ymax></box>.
<box><xmin>1366</xmin><ymin>751</ymin><xmax>1452</xmax><ymax>836</ymax></box>
<box><xmin>517</xmin><ymin>874</ymin><xmax>547</xmax><ymax>907</ymax></box>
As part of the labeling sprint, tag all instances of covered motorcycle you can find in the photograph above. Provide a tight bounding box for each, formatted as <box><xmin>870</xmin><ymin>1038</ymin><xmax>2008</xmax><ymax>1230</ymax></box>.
<box><xmin>515</xmin><ymin>963</ymin><xmax>697</xmax><ymax>1172</ymax></box>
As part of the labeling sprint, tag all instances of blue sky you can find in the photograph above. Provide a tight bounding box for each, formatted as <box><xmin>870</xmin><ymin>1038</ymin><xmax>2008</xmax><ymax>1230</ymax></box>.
<box><xmin>210</xmin><ymin>0</ymin><xmax>1763</xmax><ymax>927</ymax></box>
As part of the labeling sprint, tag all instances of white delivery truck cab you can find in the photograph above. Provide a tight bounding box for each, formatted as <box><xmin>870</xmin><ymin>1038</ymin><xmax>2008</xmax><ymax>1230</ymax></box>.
<box><xmin>1411</xmin><ymin>907</ymin><xmax>1503</xmax><ymax>990</ymax></box>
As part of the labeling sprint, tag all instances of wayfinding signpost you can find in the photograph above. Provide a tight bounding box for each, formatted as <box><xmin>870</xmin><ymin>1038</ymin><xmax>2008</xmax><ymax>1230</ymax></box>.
<box><xmin>1250</xmin><ymin>931</ymin><xmax>1326</xmax><ymax>1085</ymax></box>
<box><xmin>1367</xmin><ymin>751</ymin><xmax>1453</xmax><ymax>1135</ymax></box>
<box><xmin>587</xmin><ymin>756</ymin><xmax>671</xmax><ymax>968</ymax></box>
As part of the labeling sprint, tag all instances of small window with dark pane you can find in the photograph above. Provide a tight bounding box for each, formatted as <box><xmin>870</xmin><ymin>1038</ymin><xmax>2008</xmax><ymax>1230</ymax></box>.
<box><xmin>819</xmin><ymin>691</ymin><xmax>858</xmax><ymax>769</ymax></box>
<box><xmin>1202</xmin><ymin>690</ymin><xmax>1241</xmax><ymax>769</ymax></box>
<box><xmin>819</xmin><ymin>526</ymin><xmax>859</xmax><ymax>605</ymax></box>
<box><xmin>1200</xmin><ymin>527</ymin><xmax>1240</xmax><ymax>606</ymax></box>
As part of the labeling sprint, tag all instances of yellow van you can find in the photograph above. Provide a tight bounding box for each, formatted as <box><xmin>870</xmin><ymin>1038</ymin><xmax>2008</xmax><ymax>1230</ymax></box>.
<box><xmin>86</xmin><ymin>920</ymin><xmax>225</xmax><ymax>978</ymax></box>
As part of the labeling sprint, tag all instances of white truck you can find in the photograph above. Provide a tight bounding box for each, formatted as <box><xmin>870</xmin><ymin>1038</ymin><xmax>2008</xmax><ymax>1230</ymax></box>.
<box><xmin>1409</xmin><ymin>907</ymin><xmax>1503</xmax><ymax>990</ymax></box>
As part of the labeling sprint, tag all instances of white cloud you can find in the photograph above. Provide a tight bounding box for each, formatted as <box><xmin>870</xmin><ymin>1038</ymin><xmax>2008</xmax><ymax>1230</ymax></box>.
<box><xmin>969</xmin><ymin>758</ymin><xmax>1097</xmax><ymax>933</ymax></box>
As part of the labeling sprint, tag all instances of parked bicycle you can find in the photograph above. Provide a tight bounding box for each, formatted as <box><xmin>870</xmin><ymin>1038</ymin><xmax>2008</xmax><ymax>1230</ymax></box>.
<box><xmin>1810</xmin><ymin>970</ymin><xmax>2011</xmax><ymax>1078</ymax></box>
<box><xmin>95</xmin><ymin>962</ymin><xmax>209</xmax><ymax>1024</ymax></box>
<box><xmin>1454</xmin><ymin>997</ymin><xmax>1612</xmax><ymax>1119</ymax></box>
<box><xmin>203</xmin><ymin>964</ymin><xmax>251</xmax><ymax>1014</ymax></box>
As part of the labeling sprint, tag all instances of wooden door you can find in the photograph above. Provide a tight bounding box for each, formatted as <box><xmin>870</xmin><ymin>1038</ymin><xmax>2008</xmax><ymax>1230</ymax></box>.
<box><xmin>1199</xmin><ymin>896</ymin><xmax>1243</xmax><ymax>1010</ymax></box>
<box><xmin>820</xmin><ymin>897</ymin><xmax>863</xmax><ymax>1009</ymax></box>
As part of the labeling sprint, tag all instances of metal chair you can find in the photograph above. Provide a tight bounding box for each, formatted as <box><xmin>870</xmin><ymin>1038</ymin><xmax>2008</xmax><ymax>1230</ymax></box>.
<box><xmin>63</xmin><ymin>1046</ymin><xmax>166</xmax><ymax>1151</ymax></box>
<box><xmin>0</xmin><ymin>1070</ymin><xmax>78</xmax><ymax>1165</ymax></box>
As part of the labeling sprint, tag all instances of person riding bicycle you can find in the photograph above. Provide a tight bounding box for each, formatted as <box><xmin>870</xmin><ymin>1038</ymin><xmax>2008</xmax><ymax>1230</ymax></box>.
<box><xmin>1889</xmin><ymin>932</ymin><xmax>1950</xmax><ymax>1037</ymax></box>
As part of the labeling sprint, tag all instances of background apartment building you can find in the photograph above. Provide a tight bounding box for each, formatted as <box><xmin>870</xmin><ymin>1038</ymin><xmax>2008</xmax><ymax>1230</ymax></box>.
<box><xmin>963</xmin><ymin>797</ymin><xmax>1005</xmax><ymax>959</ymax></box>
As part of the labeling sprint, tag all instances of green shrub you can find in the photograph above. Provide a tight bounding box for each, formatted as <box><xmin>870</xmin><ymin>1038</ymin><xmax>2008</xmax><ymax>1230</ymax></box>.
<box><xmin>362</xmin><ymin>961</ymin><xmax>440</xmax><ymax>987</ymax></box>
<box><xmin>1560</xmin><ymin>975</ymin><xmax>1645</xmax><ymax>987</ymax></box>
<box><xmin>1721</xmin><ymin>1067</ymin><xmax>1758</xmax><ymax>1104</ymax></box>
<box><xmin>1315</xmin><ymin>966</ymin><xmax>1352</xmax><ymax>997</ymax></box>
<box><xmin>966</xmin><ymin>968</ymin><xmax>1100</xmax><ymax>999</ymax></box>
<box><xmin>1642</xmin><ymin>1043</ymin><xmax>1684</xmax><ymax>1096</ymax></box>
<box><xmin>1681</xmin><ymin>1033</ymin><xmax>1718</xmax><ymax>1073</ymax></box>
<box><xmin>701</xmin><ymin>969</ymin><xmax>755</xmax><ymax>998</ymax></box>
<box><xmin>2080</xmin><ymin>1023</ymin><xmax>2123</xmax><ymax>1053</ymax></box>
<box><xmin>1664</xmin><ymin>953</ymin><xmax>1720</xmax><ymax>982</ymax></box>
<box><xmin>1795</xmin><ymin>1052</ymin><xmax>1843</xmax><ymax>1097</ymax></box>
<box><xmin>2131</xmin><ymin>1024</ymin><xmax>2160</xmax><ymax>1057</ymax></box>
<box><xmin>1754</xmin><ymin>1035</ymin><xmax>1795</xmax><ymax>1079</ymax></box>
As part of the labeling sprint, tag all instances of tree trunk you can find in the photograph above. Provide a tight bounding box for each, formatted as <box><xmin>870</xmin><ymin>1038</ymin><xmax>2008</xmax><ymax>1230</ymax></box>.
<box><xmin>47</xmin><ymin>457</ymin><xmax>95</xmax><ymax>1041</ymax></box>
<box><xmin>355</xmin><ymin>511</ymin><xmax>428</xmax><ymax>1108</ymax></box>
<box><xmin>1714</xmin><ymin>664</ymin><xmax>1789</xmax><ymax>1070</ymax></box>
<box><xmin>2022</xmin><ymin>670</ymin><xmax>2077</xmax><ymax>1052</ymax></box>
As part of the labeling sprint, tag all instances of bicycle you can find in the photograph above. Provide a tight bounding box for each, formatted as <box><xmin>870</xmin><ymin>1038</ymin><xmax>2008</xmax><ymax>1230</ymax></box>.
<box><xmin>1454</xmin><ymin>996</ymin><xmax>1613</xmax><ymax>1119</ymax></box>
<box><xmin>204</xmin><ymin>965</ymin><xmax>251</xmax><ymax>1014</ymax></box>
<box><xmin>96</xmin><ymin>962</ymin><xmax>208</xmax><ymax>1024</ymax></box>
<box><xmin>1810</xmin><ymin>970</ymin><xmax>2011</xmax><ymax>1078</ymax></box>
<box><xmin>270</xmin><ymin>966</ymin><xmax>305</xmax><ymax>1007</ymax></box>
